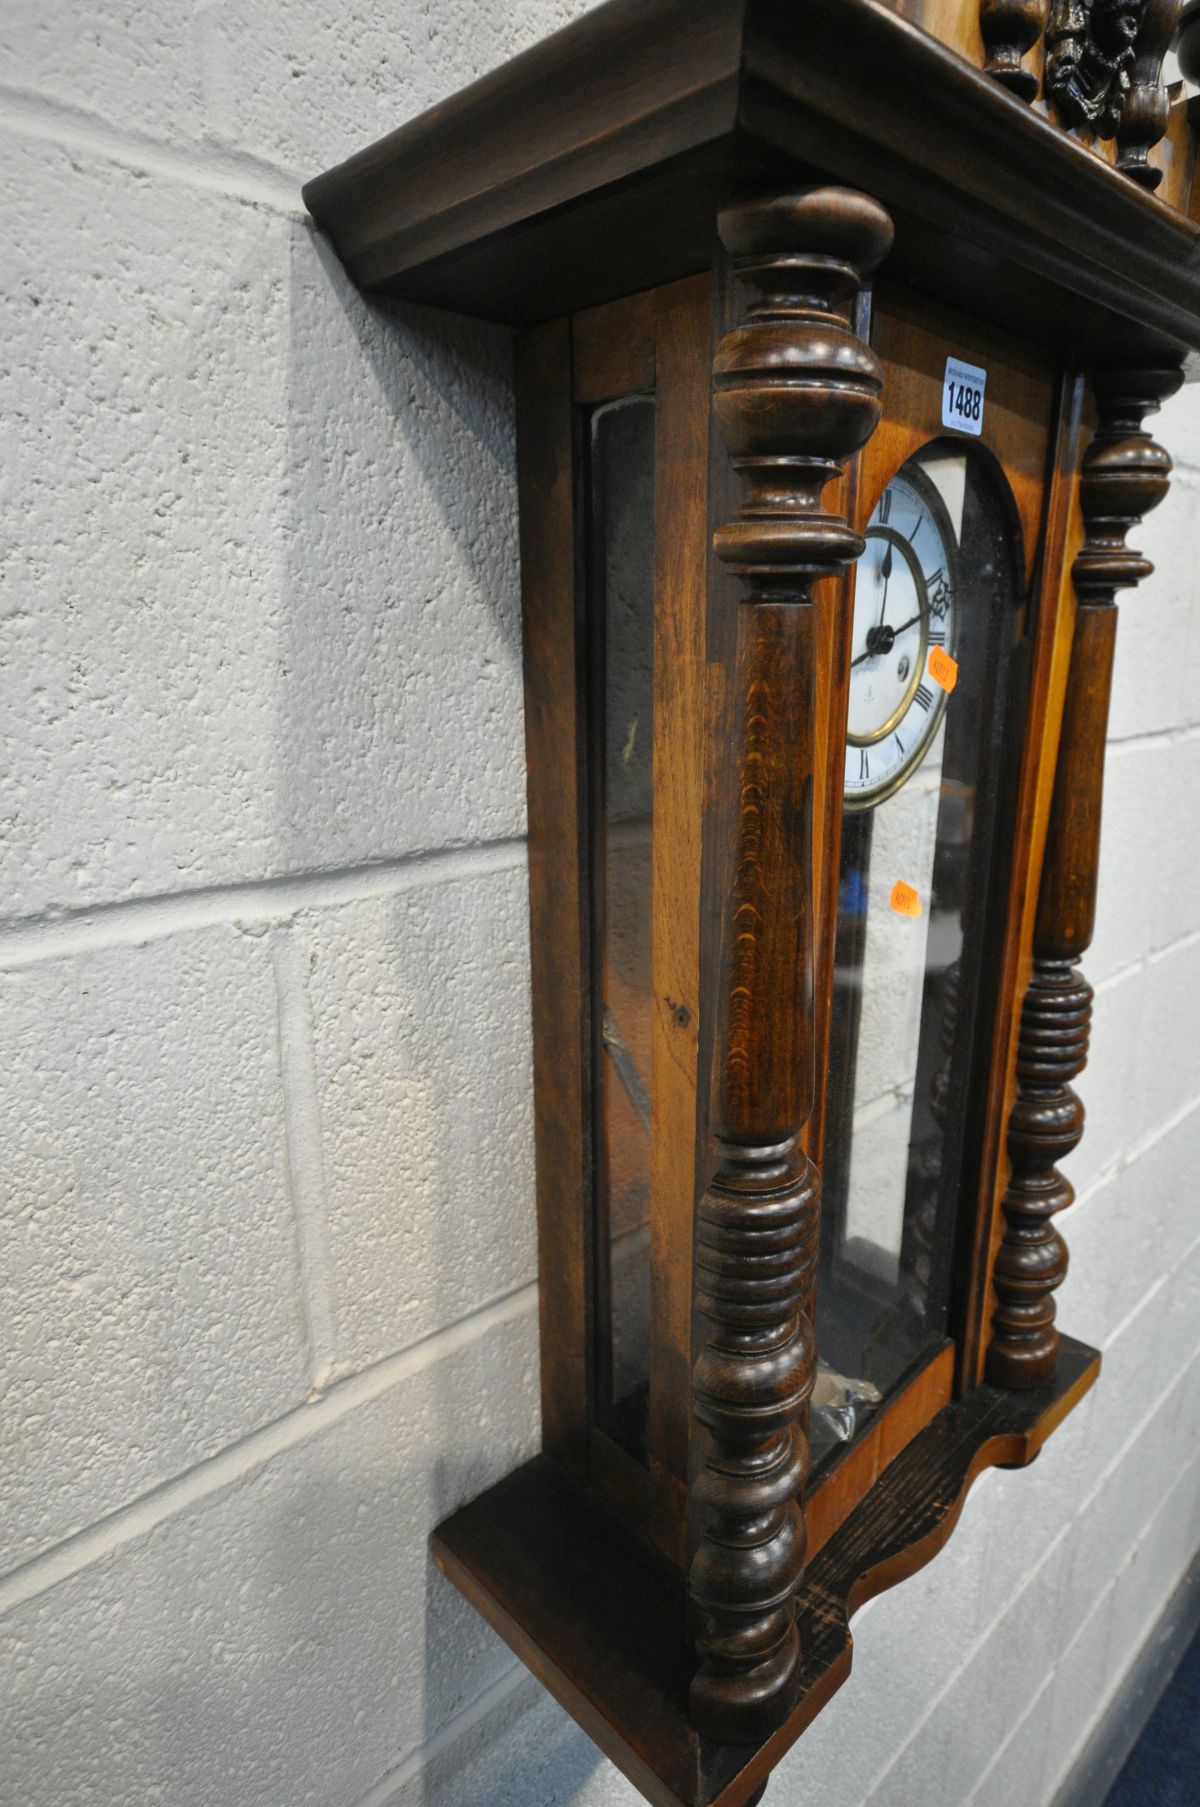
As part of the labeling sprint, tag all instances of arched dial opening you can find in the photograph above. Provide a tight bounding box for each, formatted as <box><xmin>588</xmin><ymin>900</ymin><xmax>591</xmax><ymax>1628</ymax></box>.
<box><xmin>812</xmin><ymin>439</ymin><xmax>1026</xmax><ymax>1471</ymax></box>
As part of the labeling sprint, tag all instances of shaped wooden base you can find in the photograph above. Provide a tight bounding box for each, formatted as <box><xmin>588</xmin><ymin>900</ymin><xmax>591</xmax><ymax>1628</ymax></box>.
<box><xmin>431</xmin><ymin>1337</ymin><xmax>1099</xmax><ymax>1807</ymax></box>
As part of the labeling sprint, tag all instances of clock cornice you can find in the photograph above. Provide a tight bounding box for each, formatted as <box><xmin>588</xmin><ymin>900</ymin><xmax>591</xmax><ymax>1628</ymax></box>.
<box><xmin>304</xmin><ymin>0</ymin><xmax>1200</xmax><ymax>358</ymax></box>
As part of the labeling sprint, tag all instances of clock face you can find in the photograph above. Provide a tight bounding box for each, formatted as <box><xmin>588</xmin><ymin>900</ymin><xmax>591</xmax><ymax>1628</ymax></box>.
<box><xmin>844</xmin><ymin>466</ymin><xmax>960</xmax><ymax>810</ymax></box>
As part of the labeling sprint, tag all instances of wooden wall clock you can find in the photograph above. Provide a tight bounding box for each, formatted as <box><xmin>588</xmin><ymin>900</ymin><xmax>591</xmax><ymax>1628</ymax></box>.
<box><xmin>305</xmin><ymin>3</ymin><xmax>1200</xmax><ymax>1802</ymax></box>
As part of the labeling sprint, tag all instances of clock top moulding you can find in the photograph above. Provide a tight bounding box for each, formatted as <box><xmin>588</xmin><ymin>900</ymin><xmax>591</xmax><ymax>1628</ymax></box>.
<box><xmin>304</xmin><ymin>3</ymin><xmax>1200</xmax><ymax>1805</ymax></box>
<box><xmin>305</xmin><ymin>0</ymin><xmax>1200</xmax><ymax>360</ymax></box>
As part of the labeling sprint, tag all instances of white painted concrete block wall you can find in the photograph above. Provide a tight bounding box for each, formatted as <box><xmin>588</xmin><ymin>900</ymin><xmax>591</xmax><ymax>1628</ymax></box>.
<box><xmin>2</xmin><ymin>4</ymin><xmax>1198</xmax><ymax>1802</ymax></box>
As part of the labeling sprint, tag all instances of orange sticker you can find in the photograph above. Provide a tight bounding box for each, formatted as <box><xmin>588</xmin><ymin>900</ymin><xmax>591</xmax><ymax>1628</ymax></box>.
<box><xmin>889</xmin><ymin>879</ymin><xmax>922</xmax><ymax>919</ymax></box>
<box><xmin>928</xmin><ymin>645</ymin><xmax>959</xmax><ymax>694</ymax></box>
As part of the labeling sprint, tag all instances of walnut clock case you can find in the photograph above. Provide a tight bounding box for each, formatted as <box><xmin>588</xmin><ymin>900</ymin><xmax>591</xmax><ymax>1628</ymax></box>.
<box><xmin>304</xmin><ymin>3</ymin><xmax>1199</xmax><ymax>1803</ymax></box>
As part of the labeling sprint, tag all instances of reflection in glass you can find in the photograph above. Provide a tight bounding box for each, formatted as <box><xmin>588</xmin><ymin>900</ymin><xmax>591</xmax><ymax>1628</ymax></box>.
<box><xmin>813</xmin><ymin>443</ymin><xmax>1023</xmax><ymax>1472</ymax></box>
<box><xmin>588</xmin><ymin>395</ymin><xmax>656</xmax><ymax>1459</ymax></box>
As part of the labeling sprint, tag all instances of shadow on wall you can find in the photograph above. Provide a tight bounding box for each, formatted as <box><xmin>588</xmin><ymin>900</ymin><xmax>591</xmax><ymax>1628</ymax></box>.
<box><xmin>286</xmin><ymin>214</ymin><xmax>541</xmax><ymax>1376</ymax></box>
<box><xmin>279</xmin><ymin>225</ymin><xmax>605</xmax><ymax>1803</ymax></box>
<box><xmin>413</xmin><ymin>1520</ymin><xmax>609</xmax><ymax>1807</ymax></box>
<box><xmin>282</xmin><ymin>220</ymin><xmax>526</xmax><ymax>881</ymax></box>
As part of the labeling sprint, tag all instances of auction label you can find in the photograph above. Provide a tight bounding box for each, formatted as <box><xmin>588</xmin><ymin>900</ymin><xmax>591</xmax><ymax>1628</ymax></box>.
<box><xmin>928</xmin><ymin>644</ymin><xmax>959</xmax><ymax>693</ymax></box>
<box><xmin>942</xmin><ymin>356</ymin><xmax>986</xmax><ymax>436</ymax></box>
<box><xmin>889</xmin><ymin>879</ymin><xmax>922</xmax><ymax>920</ymax></box>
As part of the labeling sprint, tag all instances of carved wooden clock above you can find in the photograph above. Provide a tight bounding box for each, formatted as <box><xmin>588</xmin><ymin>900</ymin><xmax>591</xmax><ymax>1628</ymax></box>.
<box><xmin>305</xmin><ymin>2</ymin><xmax>1199</xmax><ymax>1801</ymax></box>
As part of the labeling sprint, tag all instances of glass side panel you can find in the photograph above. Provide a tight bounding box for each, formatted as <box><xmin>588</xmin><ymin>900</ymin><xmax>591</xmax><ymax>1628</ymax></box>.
<box><xmin>588</xmin><ymin>394</ymin><xmax>656</xmax><ymax>1460</ymax></box>
<box><xmin>812</xmin><ymin>443</ymin><xmax>1023</xmax><ymax>1472</ymax></box>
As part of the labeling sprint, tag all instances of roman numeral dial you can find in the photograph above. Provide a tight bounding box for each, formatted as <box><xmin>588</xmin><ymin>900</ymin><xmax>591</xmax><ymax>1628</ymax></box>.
<box><xmin>844</xmin><ymin>461</ymin><xmax>961</xmax><ymax>810</ymax></box>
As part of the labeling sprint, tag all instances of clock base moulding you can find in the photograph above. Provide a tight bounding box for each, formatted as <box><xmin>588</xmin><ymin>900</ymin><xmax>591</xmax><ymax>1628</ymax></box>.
<box><xmin>432</xmin><ymin>1337</ymin><xmax>1098</xmax><ymax>1807</ymax></box>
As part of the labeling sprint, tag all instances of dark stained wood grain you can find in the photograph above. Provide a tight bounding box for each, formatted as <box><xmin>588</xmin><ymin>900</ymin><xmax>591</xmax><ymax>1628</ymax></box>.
<box><xmin>805</xmin><ymin>1341</ymin><xmax>956</xmax><ymax>1560</ymax></box>
<box><xmin>985</xmin><ymin>943</ymin><xmax>1093</xmax><ymax>1389</ymax></box>
<box><xmin>431</xmin><ymin>1336</ymin><xmax>1099</xmax><ymax>1807</ymax></box>
<box><xmin>587</xmin><ymin>1422</ymin><xmax>689</xmax><ymax>1571</ymax></box>
<box><xmin>980</xmin><ymin>0</ymin><xmax>1047</xmax><ymax>100</ymax></box>
<box><xmin>573</xmin><ymin>288</ymin><xmax>657</xmax><ymax>404</ymax></box>
<box><xmin>961</xmin><ymin>368</ymin><xmax>1087</xmax><ymax>1389</ymax></box>
<box><xmin>303</xmin><ymin>0</ymin><xmax>1200</xmax><ymax>355</ymax></box>
<box><xmin>1116</xmin><ymin>0</ymin><xmax>1183</xmax><ymax>190</ymax></box>
<box><xmin>1068</xmin><ymin>362</ymin><xmax>1182</xmax><ymax>604</ymax></box>
<box><xmin>688</xmin><ymin>187</ymin><xmax>893</xmax><ymax>1746</ymax></box>
<box><xmin>649</xmin><ymin>275</ymin><xmax>713</xmax><ymax>1507</ymax></box>
<box><xmin>987</xmin><ymin>358</ymin><xmax>1183</xmax><ymax>1388</ymax></box>
<box><xmin>1033</xmin><ymin>603</ymin><xmax>1119</xmax><ymax>962</ymax></box>
<box><xmin>303</xmin><ymin>0</ymin><xmax>743</xmax><ymax>290</ymax></box>
<box><xmin>802</xmin><ymin>282</ymin><xmax>867</xmax><ymax>1220</ymax></box>
<box><xmin>862</xmin><ymin>280</ymin><xmax>1057</xmax><ymax>585</ymax></box>
<box><xmin>517</xmin><ymin>320</ymin><xmax>592</xmax><ymax>1475</ymax></box>
<box><xmin>906</xmin><ymin>0</ymin><xmax>1195</xmax><ymax>218</ymax></box>
<box><xmin>568</xmin><ymin>277</ymin><xmax>714</xmax><ymax>1568</ymax></box>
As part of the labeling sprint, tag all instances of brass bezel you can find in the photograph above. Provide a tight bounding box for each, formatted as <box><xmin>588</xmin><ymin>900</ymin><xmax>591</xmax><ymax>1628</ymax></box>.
<box><xmin>844</xmin><ymin>460</ymin><xmax>961</xmax><ymax>813</ymax></box>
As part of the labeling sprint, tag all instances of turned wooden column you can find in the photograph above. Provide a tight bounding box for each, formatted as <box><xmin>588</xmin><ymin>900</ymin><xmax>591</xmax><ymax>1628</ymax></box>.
<box><xmin>688</xmin><ymin>188</ymin><xmax>893</xmax><ymax>1743</ymax></box>
<box><xmin>986</xmin><ymin>360</ymin><xmax>1183</xmax><ymax>1390</ymax></box>
<box><xmin>981</xmin><ymin>0</ymin><xmax>1047</xmax><ymax>100</ymax></box>
<box><xmin>1116</xmin><ymin>0</ymin><xmax>1182</xmax><ymax>190</ymax></box>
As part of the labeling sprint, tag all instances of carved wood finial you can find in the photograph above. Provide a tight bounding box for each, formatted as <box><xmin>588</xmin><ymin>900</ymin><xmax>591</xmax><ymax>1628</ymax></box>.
<box><xmin>689</xmin><ymin>188</ymin><xmax>891</xmax><ymax>1745</ymax></box>
<box><xmin>1046</xmin><ymin>0</ymin><xmax>1140</xmax><ymax>136</ymax></box>
<box><xmin>981</xmin><ymin>0</ymin><xmax>1049</xmax><ymax>100</ymax></box>
<box><xmin>1117</xmin><ymin>0</ymin><xmax>1183</xmax><ymax>188</ymax></box>
<box><xmin>1046</xmin><ymin>0</ymin><xmax>1179</xmax><ymax>184</ymax></box>
<box><xmin>987</xmin><ymin>359</ymin><xmax>1182</xmax><ymax>1390</ymax></box>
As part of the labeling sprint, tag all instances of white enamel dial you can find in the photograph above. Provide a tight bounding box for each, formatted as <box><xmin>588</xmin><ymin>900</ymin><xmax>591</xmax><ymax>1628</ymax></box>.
<box><xmin>844</xmin><ymin>465</ymin><xmax>960</xmax><ymax>810</ymax></box>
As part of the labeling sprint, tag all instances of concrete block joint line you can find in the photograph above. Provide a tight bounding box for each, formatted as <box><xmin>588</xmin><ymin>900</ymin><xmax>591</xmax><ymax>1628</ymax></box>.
<box><xmin>3</xmin><ymin>3</ymin><xmax>1200</xmax><ymax>1804</ymax></box>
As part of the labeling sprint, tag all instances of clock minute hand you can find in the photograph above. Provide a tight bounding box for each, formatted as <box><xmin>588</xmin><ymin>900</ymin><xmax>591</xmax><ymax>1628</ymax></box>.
<box><xmin>889</xmin><ymin>605</ymin><xmax>930</xmax><ymax>637</ymax></box>
<box><xmin>876</xmin><ymin>541</ymin><xmax>893</xmax><ymax>627</ymax></box>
